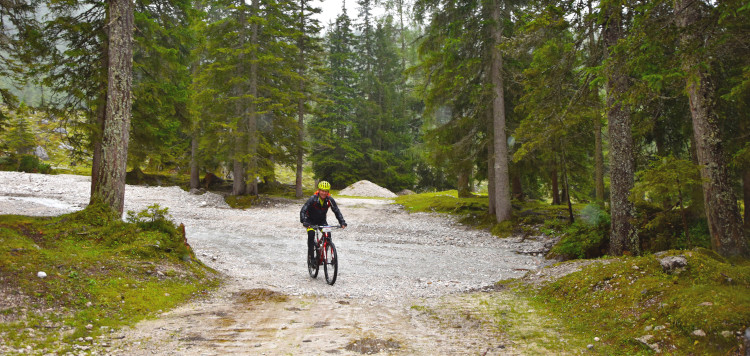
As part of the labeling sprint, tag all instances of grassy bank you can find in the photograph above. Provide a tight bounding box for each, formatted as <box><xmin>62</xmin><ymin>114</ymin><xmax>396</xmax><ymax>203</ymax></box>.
<box><xmin>397</xmin><ymin>191</ymin><xmax>750</xmax><ymax>354</ymax></box>
<box><xmin>0</xmin><ymin>204</ymin><xmax>221</xmax><ymax>354</ymax></box>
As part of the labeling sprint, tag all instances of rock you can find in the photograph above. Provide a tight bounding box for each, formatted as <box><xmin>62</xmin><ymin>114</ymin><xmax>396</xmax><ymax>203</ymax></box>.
<box><xmin>743</xmin><ymin>328</ymin><xmax>750</xmax><ymax>354</ymax></box>
<box><xmin>397</xmin><ymin>189</ymin><xmax>416</xmax><ymax>196</ymax></box>
<box><xmin>85</xmin><ymin>324</ymin><xmax>93</xmax><ymax>330</ymax></box>
<box><xmin>720</xmin><ymin>330</ymin><xmax>733</xmax><ymax>338</ymax></box>
<box><xmin>660</xmin><ymin>255</ymin><xmax>687</xmax><ymax>274</ymax></box>
<box><xmin>34</xmin><ymin>146</ymin><xmax>49</xmax><ymax>160</ymax></box>
<box><xmin>635</xmin><ymin>335</ymin><xmax>660</xmax><ymax>353</ymax></box>
<box><xmin>37</xmin><ymin>271</ymin><xmax>47</xmax><ymax>278</ymax></box>
<box><xmin>693</xmin><ymin>329</ymin><xmax>706</xmax><ymax>337</ymax></box>
<box><xmin>594</xmin><ymin>337</ymin><xmax>600</xmax><ymax>342</ymax></box>
<box><xmin>636</xmin><ymin>335</ymin><xmax>653</xmax><ymax>344</ymax></box>
<box><xmin>587</xmin><ymin>344</ymin><xmax>594</xmax><ymax>349</ymax></box>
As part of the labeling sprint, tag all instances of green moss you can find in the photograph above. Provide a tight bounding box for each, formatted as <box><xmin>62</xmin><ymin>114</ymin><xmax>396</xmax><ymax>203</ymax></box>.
<box><xmin>0</xmin><ymin>207</ymin><xmax>220</xmax><ymax>353</ymax></box>
<box><xmin>525</xmin><ymin>249</ymin><xmax>750</xmax><ymax>354</ymax></box>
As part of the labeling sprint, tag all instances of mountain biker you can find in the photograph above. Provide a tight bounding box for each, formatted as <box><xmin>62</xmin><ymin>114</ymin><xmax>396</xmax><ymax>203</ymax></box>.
<box><xmin>300</xmin><ymin>181</ymin><xmax>347</xmax><ymax>264</ymax></box>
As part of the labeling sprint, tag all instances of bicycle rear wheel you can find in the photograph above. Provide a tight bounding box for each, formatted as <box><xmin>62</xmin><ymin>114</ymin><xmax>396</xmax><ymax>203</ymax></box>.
<box><xmin>307</xmin><ymin>248</ymin><xmax>319</xmax><ymax>278</ymax></box>
<box><xmin>323</xmin><ymin>240</ymin><xmax>338</xmax><ymax>285</ymax></box>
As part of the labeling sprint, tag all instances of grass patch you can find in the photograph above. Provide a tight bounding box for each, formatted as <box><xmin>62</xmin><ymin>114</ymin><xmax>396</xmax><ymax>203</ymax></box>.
<box><xmin>0</xmin><ymin>203</ymin><xmax>221</xmax><ymax>354</ymax></box>
<box><xmin>518</xmin><ymin>249</ymin><xmax>750</xmax><ymax>354</ymax></box>
<box><xmin>394</xmin><ymin>191</ymin><xmax>584</xmax><ymax>238</ymax></box>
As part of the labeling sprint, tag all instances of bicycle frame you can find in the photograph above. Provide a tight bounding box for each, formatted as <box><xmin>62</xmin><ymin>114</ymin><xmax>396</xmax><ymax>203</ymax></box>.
<box><xmin>308</xmin><ymin>225</ymin><xmax>341</xmax><ymax>285</ymax></box>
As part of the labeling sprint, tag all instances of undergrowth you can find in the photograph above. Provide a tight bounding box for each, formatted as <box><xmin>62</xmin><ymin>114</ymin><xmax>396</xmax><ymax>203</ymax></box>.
<box><xmin>513</xmin><ymin>249</ymin><xmax>750</xmax><ymax>354</ymax></box>
<box><xmin>0</xmin><ymin>202</ymin><xmax>220</xmax><ymax>354</ymax></box>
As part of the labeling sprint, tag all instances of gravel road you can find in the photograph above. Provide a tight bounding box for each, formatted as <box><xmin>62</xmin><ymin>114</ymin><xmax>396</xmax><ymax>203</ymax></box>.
<box><xmin>0</xmin><ymin>171</ymin><xmax>555</xmax><ymax>354</ymax></box>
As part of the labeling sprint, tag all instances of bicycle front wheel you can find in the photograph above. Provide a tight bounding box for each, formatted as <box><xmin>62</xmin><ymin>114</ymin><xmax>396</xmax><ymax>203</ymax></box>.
<box><xmin>323</xmin><ymin>240</ymin><xmax>338</xmax><ymax>285</ymax></box>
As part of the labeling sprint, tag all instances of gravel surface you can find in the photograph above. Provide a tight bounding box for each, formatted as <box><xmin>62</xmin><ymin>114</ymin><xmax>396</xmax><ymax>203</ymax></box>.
<box><xmin>0</xmin><ymin>171</ymin><xmax>551</xmax><ymax>305</ymax></box>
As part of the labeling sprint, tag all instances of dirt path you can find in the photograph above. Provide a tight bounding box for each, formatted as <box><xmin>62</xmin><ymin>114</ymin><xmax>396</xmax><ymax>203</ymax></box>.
<box><xmin>0</xmin><ymin>172</ymin><xmax>555</xmax><ymax>355</ymax></box>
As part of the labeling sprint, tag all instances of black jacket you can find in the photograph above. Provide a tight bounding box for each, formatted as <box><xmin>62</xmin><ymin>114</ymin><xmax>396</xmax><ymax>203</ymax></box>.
<box><xmin>300</xmin><ymin>193</ymin><xmax>346</xmax><ymax>227</ymax></box>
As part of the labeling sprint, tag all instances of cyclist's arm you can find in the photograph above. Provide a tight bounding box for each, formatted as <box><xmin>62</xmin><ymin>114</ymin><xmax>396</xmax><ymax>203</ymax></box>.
<box><xmin>329</xmin><ymin>197</ymin><xmax>346</xmax><ymax>227</ymax></box>
<box><xmin>300</xmin><ymin>196</ymin><xmax>313</xmax><ymax>225</ymax></box>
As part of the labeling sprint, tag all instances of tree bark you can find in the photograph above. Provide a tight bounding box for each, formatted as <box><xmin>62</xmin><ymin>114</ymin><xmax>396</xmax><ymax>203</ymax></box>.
<box><xmin>490</xmin><ymin>0</ymin><xmax>511</xmax><ymax>222</ymax></box>
<box><xmin>589</xmin><ymin>0</ymin><xmax>605</xmax><ymax>204</ymax></box>
<box><xmin>675</xmin><ymin>0</ymin><xmax>747</xmax><ymax>258</ymax></box>
<box><xmin>512</xmin><ymin>174</ymin><xmax>522</xmax><ymax>200</ymax></box>
<box><xmin>604</xmin><ymin>1</ymin><xmax>639</xmax><ymax>256</ymax></box>
<box><xmin>90</xmin><ymin>0</ymin><xmax>133</xmax><ymax>216</ymax></box>
<box><xmin>594</xmin><ymin>116</ymin><xmax>605</xmax><ymax>202</ymax></box>
<box><xmin>90</xmin><ymin>90</ymin><xmax>106</xmax><ymax>195</ymax></box>
<box><xmin>744</xmin><ymin>167</ymin><xmax>750</xmax><ymax>229</ymax></box>
<box><xmin>550</xmin><ymin>163</ymin><xmax>560</xmax><ymax>205</ymax></box>
<box><xmin>246</xmin><ymin>0</ymin><xmax>260</xmax><ymax>196</ymax></box>
<box><xmin>295</xmin><ymin>0</ymin><xmax>307</xmax><ymax>199</ymax></box>
<box><xmin>457</xmin><ymin>170</ymin><xmax>471</xmax><ymax>198</ymax></box>
<box><xmin>189</xmin><ymin>135</ymin><xmax>199</xmax><ymax>190</ymax></box>
<box><xmin>232</xmin><ymin>1</ymin><xmax>247</xmax><ymax>196</ymax></box>
<box><xmin>487</xmin><ymin>110</ymin><xmax>496</xmax><ymax>216</ymax></box>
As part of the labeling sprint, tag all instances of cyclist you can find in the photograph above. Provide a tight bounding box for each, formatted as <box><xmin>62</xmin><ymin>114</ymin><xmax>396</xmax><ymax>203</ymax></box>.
<box><xmin>300</xmin><ymin>181</ymin><xmax>347</xmax><ymax>264</ymax></box>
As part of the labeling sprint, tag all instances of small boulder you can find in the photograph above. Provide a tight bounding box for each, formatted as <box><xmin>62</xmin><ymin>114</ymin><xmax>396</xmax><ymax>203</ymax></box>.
<box><xmin>34</xmin><ymin>146</ymin><xmax>49</xmax><ymax>160</ymax></box>
<box><xmin>660</xmin><ymin>255</ymin><xmax>687</xmax><ymax>274</ymax></box>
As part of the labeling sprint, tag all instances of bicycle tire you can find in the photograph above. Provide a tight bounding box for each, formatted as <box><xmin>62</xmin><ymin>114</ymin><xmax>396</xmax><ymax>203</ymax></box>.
<box><xmin>323</xmin><ymin>239</ymin><xmax>338</xmax><ymax>285</ymax></box>
<box><xmin>308</xmin><ymin>248</ymin><xmax>319</xmax><ymax>278</ymax></box>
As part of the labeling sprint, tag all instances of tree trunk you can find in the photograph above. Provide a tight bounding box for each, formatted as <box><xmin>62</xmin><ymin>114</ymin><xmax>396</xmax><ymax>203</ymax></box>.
<box><xmin>189</xmin><ymin>135</ymin><xmax>199</xmax><ymax>190</ymax></box>
<box><xmin>743</xmin><ymin>167</ymin><xmax>750</xmax><ymax>229</ymax></box>
<box><xmin>487</xmin><ymin>110</ymin><xmax>496</xmax><ymax>216</ymax></box>
<box><xmin>90</xmin><ymin>90</ymin><xmax>106</xmax><ymax>196</ymax></box>
<box><xmin>246</xmin><ymin>0</ymin><xmax>260</xmax><ymax>196</ymax></box>
<box><xmin>675</xmin><ymin>0</ymin><xmax>747</xmax><ymax>258</ymax></box>
<box><xmin>457</xmin><ymin>170</ymin><xmax>471</xmax><ymax>198</ymax></box>
<box><xmin>512</xmin><ymin>174</ymin><xmax>522</xmax><ymax>200</ymax></box>
<box><xmin>550</xmin><ymin>163</ymin><xmax>560</xmax><ymax>205</ymax></box>
<box><xmin>588</xmin><ymin>0</ymin><xmax>605</xmax><ymax>204</ymax></box>
<box><xmin>594</xmin><ymin>116</ymin><xmax>605</xmax><ymax>202</ymax></box>
<box><xmin>232</xmin><ymin>1</ymin><xmax>247</xmax><ymax>196</ymax></box>
<box><xmin>295</xmin><ymin>0</ymin><xmax>306</xmax><ymax>199</ymax></box>
<box><xmin>490</xmin><ymin>0</ymin><xmax>511</xmax><ymax>222</ymax></box>
<box><xmin>604</xmin><ymin>1</ymin><xmax>639</xmax><ymax>256</ymax></box>
<box><xmin>90</xmin><ymin>0</ymin><xmax>133</xmax><ymax>216</ymax></box>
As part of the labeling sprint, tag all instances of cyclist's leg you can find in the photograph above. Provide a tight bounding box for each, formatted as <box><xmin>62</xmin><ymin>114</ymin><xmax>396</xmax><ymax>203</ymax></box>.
<box><xmin>307</xmin><ymin>229</ymin><xmax>316</xmax><ymax>260</ymax></box>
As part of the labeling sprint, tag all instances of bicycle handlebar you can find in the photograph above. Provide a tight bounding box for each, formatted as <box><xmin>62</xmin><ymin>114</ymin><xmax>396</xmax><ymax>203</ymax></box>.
<box><xmin>309</xmin><ymin>224</ymin><xmax>344</xmax><ymax>229</ymax></box>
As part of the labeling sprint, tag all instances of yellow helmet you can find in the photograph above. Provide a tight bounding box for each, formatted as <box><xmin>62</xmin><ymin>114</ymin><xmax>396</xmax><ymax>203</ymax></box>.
<box><xmin>318</xmin><ymin>181</ymin><xmax>331</xmax><ymax>190</ymax></box>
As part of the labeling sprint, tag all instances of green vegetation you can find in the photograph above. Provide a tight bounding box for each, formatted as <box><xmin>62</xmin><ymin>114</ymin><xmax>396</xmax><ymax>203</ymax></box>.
<box><xmin>398</xmin><ymin>191</ymin><xmax>749</xmax><ymax>354</ymax></box>
<box><xmin>516</xmin><ymin>249</ymin><xmax>750</xmax><ymax>354</ymax></box>
<box><xmin>0</xmin><ymin>203</ymin><xmax>220</xmax><ymax>354</ymax></box>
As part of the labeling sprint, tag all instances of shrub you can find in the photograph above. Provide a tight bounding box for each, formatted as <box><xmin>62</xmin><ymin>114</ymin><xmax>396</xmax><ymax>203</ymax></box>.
<box><xmin>548</xmin><ymin>204</ymin><xmax>610</xmax><ymax>260</ymax></box>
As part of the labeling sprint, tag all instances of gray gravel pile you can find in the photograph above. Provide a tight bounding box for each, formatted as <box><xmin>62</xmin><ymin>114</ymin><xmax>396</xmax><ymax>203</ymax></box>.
<box><xmin>0</xmin><ymin>171</ymin><xmax>552</xmax><ymax>306</ymax></box>
<box><xmin>339</xmin><ymin>180</ymin><xmax>398</xmax><ymax>198</ymax></box>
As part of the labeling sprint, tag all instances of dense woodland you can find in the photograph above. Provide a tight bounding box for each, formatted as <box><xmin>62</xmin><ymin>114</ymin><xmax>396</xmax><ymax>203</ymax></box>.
<box><xmin>1</xmin><ymin>0</ymin><xmax>749</xmax><ymax>258</ymax></box>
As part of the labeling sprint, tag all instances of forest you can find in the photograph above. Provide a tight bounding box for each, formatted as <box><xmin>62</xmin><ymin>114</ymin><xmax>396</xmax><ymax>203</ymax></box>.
<box><xmin>1</xmin><ymin>0</ymin><xmax>749</xmax><ymax>260</ymax></box>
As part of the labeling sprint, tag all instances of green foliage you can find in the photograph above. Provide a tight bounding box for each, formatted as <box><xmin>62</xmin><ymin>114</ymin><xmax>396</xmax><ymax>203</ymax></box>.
<box><xmin>0</xmin><ymin>153</ymin><xmax>52</xmax><ymax>174</ymax></box>
<box><xmin>531</xmin><ymin>250</ymin><xmax>750</xmax><ymax>354</ymax></box>
<box><xmin>17</xmin><ymin>154</ymin><xmax>51</xmax><ymax>174</ymax></box>
<box><xmin>0</xmin><ymin>207</ymin><xmax>219</xmax><ymax>353</ymax></box>
<box><xmin>2</xmin><ymin>104</ymin><xmax>36</xmax><ymax>155</ymax></box>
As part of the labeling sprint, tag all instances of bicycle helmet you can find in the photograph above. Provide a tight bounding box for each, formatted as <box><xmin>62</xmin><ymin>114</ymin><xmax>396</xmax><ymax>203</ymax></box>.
<box><xmin>318</xmin><ymin>181</ymin><xmax>331</xmax><ymax>190</ymax></box>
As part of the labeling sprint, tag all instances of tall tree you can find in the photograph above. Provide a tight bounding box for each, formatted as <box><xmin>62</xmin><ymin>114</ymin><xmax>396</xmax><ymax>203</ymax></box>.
<box><xmin>602</xmin><ymin>0</ymin><xmax>639</xmax><ymax>255</ymax></box>
<box><xmin>674</xmin><ymin>0</ymin><xmax>747</xmax><ymax>257</ymax></box>
<box><xmin>490</xmin><ymin>0</ymin><xmax>512</xmax><ymax>222</ymax></box>
<box><xmin>90</xmin><ymin>0</ymin><xmax>134</xmax><ymax>214</ymax></box>
<box><xmin>311</xmin><ymin>7</ymin><xmax>362</xmax><ymax>186</ymax></box>
<box><xmin>293</xmin><ymin>0</ymin><xmax>323</xmax><ymax>197</ymax></box>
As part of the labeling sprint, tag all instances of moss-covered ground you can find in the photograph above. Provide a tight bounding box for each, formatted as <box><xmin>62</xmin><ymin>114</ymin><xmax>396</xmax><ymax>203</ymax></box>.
<box><xmin>0</xmin><ymin>203</ymin><xmax>221</xmax><ymax>354</ymax></box>
<box><xmin>397</xmin><ymin>191</ymin><xmax>750</xmax><ymax>355</ymax></box>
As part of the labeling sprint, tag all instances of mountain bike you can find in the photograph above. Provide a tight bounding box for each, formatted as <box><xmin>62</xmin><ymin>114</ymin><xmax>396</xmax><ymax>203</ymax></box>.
<box><xmin>307</xmin><ymin>225</ymin><xmax>341</xmax><ymax>285</ymax></box>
